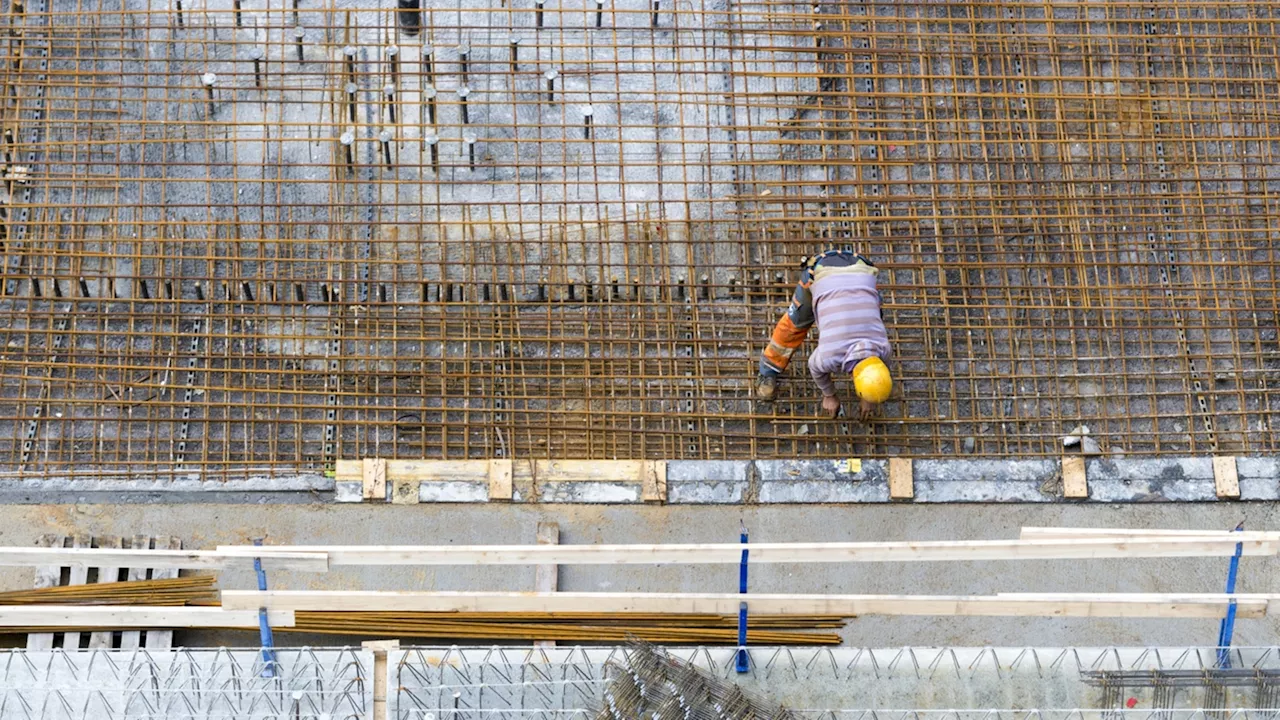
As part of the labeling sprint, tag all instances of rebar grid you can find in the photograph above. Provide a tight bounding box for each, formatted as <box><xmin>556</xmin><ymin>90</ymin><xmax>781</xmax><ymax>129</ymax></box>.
<box><xmin>0</xmin><ymin>0</ymin><xmax>1276</xmax><ymax>479</ymax></box>
<box><xmin>0</xmin><ymin>647</ymin><xmax>371</xmax><ymax>719</ymax></box>
<box><xmin>387</xmin><ymin>646</ymin><xmax>1280</xmax><ymax>719</ymax></box>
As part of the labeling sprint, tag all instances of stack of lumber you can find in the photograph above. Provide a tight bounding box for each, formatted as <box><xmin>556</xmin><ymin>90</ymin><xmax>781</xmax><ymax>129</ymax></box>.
<box><xmin>2</xmin><ymin>527</ymin><xmax>1275</xmax><ymax>645</ymax></box>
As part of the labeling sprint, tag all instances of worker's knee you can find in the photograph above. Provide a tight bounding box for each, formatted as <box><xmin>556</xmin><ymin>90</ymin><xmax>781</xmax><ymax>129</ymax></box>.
<box><xmin>771</xmin><ymin>315</ymin><xmax>808</xmax><ymax>348</ymax></box>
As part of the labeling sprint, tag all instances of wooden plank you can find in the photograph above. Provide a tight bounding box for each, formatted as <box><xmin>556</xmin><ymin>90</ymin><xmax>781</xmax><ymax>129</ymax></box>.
<box><xmin>534</xmin><ymin>459</ymin><xmax>646</xmax><ymax>483</ymax></box>
<box><xmin>640</xmin><ymin>461</ymin><xmax>667</xmax><ymax>503</ymax></box>
<box><xmin>0</xmin><ymin>547</ymin><xmax>328</xmax><ymax>571</ymax></box>
<box><xmin>25</xmin><ymin>534</ymin><xmax>64</xmax><ymax>650</ymax></box>
<box><xmin>362</xmin><ymin>640</ymin><xmax>400</xmax><ymax>720</ymax></box>
<box><xmin>62</xmin><ymin>535</ymin><xmax>91</xmax><ymax>651</ymax></box>
<box><xmin>1213</xmin><ymin>456</ymin><xmax>1241</xmax><ymax>499</ymax></box>
<box><xmin>220</xmin><ymin>590</ymin><xmax>1268</xmax><ymax>619</ymax></box>
<box><xmin>888</xmin><ymin>458</ymin><xmax>913</xmax><ymax>500</ymax></box>
<box><xmin>488</xmin><ymin>459</ymin><xmax>513</xmax><ymax>501</ymax></box>
<box><xmin>337</xmin><ymin>459</ymin><xmax>491</xmax><ymax>482</ymax></box>
<box><xmin>1062</xmin><ymin>457</ymin><xmax>1088</xmax><ymax>498</ymax></box>
<box><xmin>119</xmin><ymin>534</ymin><xmax>150</xmax><ymax>651</ymax></box>
<box><xmin>363</xmin><ymin>458</ymin><xmax>388</xmax><ymax>501</ymax></box>
<box><xmin>145</xmin><ymin>537</ymin><xmax>182</xmax><ymax>649</ymax></box>
<box><xmin>534</xmin><ymin>522</ymin><xmax>559</xmax><ymax>649</ymax></box>
<box><xmin>1021</xmin><ymin>527</ymin><xmax>1276</xmax><ymax>540</ymax></box>
<box><xmin>87</xmin><ymin>536</ymin><xmax>123</xmax><ymax>650</ymax></box>
<box><xmin>0</xmin><ymin>606</ymin><xmax>296</xmax><ymax>628</ymax></box>
<box><xmin>338</xmin><ymin>458</ymin><xmax>658</xmax><ymax>487</ymax></box>
<box><xmin>223</xmin><ymin>535</ymin><xmax>1279</xmax><ymax>567</ymax></box>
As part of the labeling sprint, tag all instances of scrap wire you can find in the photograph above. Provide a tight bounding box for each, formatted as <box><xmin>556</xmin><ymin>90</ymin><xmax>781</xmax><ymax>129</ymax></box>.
<box><xmin>597</xmin><ymin>640</ymin><xmax>800</xmax><ymax>718</ymax></box>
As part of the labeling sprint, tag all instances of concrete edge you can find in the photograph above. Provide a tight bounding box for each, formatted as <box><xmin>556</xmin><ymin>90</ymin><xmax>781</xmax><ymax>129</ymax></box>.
<box><xmin>1</xmin><ymin>456</ymin><xmax>1274</xmax><ymax>504</ymax></box>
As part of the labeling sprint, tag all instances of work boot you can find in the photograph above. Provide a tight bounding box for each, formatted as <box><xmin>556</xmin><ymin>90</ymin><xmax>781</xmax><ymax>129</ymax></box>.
<box><xmin>755</xmin><ymin>375</ymin><xmax>777</xmax><ymax>401</ymax></box>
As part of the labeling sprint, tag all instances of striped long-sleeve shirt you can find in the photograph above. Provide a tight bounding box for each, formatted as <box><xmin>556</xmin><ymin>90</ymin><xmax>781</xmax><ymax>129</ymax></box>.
<box><xmin>807</xmin><ymin>265</ymin><xmax>892</xmax><ymax>397</ymax></box>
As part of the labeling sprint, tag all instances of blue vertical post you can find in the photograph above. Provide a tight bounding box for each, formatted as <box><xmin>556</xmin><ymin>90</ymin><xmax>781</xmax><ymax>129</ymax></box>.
<box><xmin>736</xmin><ymin>524</ymin><xmax>749</xmax><ymax>673</ymax></box>
<box><xmin>1215</xmin><ymin>522</ymin><xmax>1244</xmax><ymax>669</ymax></box>
<box><xmin>253</xmin><ymin>538</ymin><xmax>278</xmax><ymax>678</ymax></box>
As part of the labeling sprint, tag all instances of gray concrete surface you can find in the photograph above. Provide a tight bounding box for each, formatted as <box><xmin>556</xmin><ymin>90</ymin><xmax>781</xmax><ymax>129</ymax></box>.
<box><xmin>0</xmin><ymin>502</ymin><xmax>1273</xmax><ymax>648</ymax></box>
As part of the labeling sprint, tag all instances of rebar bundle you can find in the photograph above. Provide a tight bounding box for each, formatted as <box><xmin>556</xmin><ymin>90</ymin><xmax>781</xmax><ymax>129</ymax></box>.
<box><xmin>287</xmin><ymin>611</ymin><xmax>844</xmax><ymax>644</ymax></box>
<box><xmin>0</xmin><ymin>576</ymin><xmax>217</xmax><ymax>606</ymax></box>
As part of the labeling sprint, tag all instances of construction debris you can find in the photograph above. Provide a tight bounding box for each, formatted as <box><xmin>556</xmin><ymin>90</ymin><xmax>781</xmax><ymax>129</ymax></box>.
<box><xmin>597</xmin><ymin>641</ymin><xmax>797</xmax><ymax>719</ymax></box>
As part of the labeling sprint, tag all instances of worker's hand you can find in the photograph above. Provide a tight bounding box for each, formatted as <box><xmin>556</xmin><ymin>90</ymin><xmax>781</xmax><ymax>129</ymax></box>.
<box><xmin>858</xmin><ymin>399</ymin><xmax>878</xmax><ymax>421</ymax></box>
<box><xmin>821</xmin><ymin>394</ymin><xmax>841</xmax><ymax>419</ymax></box>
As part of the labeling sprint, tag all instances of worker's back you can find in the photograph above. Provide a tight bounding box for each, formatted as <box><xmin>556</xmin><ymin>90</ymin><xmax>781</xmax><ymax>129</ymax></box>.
<box><xmin>755</xmin><ymin>251</ymin><xmax>894</xmax><ymax>409</ymax></box>
<box><xmin>810</xmin><ymin>265</ymin><xmax>891</xmax><ymax>376</ymax></box>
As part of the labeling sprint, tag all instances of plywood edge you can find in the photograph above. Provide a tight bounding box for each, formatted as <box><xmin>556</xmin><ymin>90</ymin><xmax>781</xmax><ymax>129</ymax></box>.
<box><xmin>362</xmin><ymin>458</ymin><xmax>387</xmax><ymax>501</ymax></box>
<box><xmin>1213</xmin><ymin>456</ymin><xmax>1240</xmax><ymax>499</ymax></box>
<box><xmin>1062</xmin><ymin>457</ymin><xmax>1088</xmax><ymax>499</ymax></box>
<box><xmin>488</xmin><ymin>459</ymin><xmax>514</xmax><ymax>501</ymax></box>
<box><xmin>888</xmin><ymin>458</ymin><xmax>913</xmax><ymax>500</ymax></box>
<box><xmin>641</xmin><ymin>460</ymin><xmax>667</xmax><ymax>502</ymax></box>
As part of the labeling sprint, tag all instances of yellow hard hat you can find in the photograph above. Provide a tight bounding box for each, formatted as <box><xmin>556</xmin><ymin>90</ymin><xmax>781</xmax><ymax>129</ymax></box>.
<box><xmin>852</xmin><ymin>357</ymin><xmax>893</xmax><ymax>403</ymax></box>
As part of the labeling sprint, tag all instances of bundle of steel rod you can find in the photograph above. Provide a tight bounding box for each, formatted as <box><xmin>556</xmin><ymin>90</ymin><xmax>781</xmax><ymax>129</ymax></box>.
<box><xmin>285</xmin><ymin>611</ymin><xmax>843</xmax><ymax>645</ymax></box>
<box><xmin>0</xmin><ymin>576</ymin><xmax>217</xmax><ymax>606</ymax></box>
<box><xmin>288</xmin><ymin>611</ymin><xmax>848</xmax><ymax>628</ymax></box>
<box><xmin>0</xmin><ymin>610</ymin><xmax>845</xmax><ymax>644</ymax></box>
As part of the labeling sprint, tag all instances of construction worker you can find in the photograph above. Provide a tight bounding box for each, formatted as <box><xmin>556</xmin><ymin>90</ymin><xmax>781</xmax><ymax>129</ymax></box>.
<box><xmin>754</xmin><ymin>250</ymin><xmax>892</xmax><ymax>420</ymax></box>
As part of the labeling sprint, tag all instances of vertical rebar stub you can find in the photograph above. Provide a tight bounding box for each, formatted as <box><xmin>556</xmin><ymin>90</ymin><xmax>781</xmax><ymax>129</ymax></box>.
<box><xmin>344</xmin><ymin>81</ymin><xmax>358</xmax><ymax>123</ymax></box>
<box><xmin>379</xmin><ymin>129</ymin><xmax>394</xmax><ymax>167</ymax></box>
<box><xmin>424</xmin><ymin>132</ymin><xmax>439</xmax><ymax>170</ymax></box>
<box><xmin>463</xmin><ymin>134</ymin><xmax>477</xmax><ymax>170</ymax></box>
<box><xmin>383</xmin><ymin>83</ymin><xmax>397</xmax><ymax>124</ymax></box>
<box><xmin>421</xmin><ymin>45</ymin><xmax>435</xmax><ymax>84</ymax></box>
<box><xmin>342</xmin><ymin>45</ymin><xmax>357</xmax><ymax>77</ymax></box>
<box><xmin>396</xmin><ymin>0</ymin><xmax>421</xmax><ymax>35</ymax></box>
<box><xmin>385</xmin><ymin>45</ymin><xmax>400</xmax><ymax>85</ymax></box>
<box><xmin>293</xmin><ymin>26</ymin><xmax>306</xmax><ymax>63</ymax></box>
<box><xmin>422</xmin><ymin>85</ymin><xmax>437</xmax><ymax>125</ymax></box>
<box><xmin>544</xmin><ymin>68</ymin><xmax>558</xmax><ymax>102</ymax></box>
<box><xmin>339</xmin><ymin>130</ymin><xmax>355</xmax><ymax>173</ymax></box>
<box><xmin>457</xmin><ymin>86</ymin><xmax>471</xmax><ymax>125</ymax></box>
<box><xmin>249</xmin><ymin>47</ymin><xmax>265</xmax><ymax>88</ymax></box>
<box><xmin>200</xmin><ymin>72</ymin><xmax>217</xmax><ymax>117</ymax></box>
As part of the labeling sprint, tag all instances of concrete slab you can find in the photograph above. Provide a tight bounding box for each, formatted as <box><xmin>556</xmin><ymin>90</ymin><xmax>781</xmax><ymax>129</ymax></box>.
<box><xmin>2</xmin><ymin>456</ymin><xmax>1275</xmax><ymax>504</ymax></box>
<box><xmin>0</xmin><ymin>502</ymin><xmax>1273</xmax><ymax>648</ymax></box>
